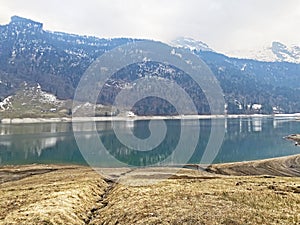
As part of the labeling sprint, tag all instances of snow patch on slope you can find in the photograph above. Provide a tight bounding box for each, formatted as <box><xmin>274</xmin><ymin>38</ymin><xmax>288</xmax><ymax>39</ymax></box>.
<box><xmin>0</xmin><ymin>96</ymin><xmax>12</xmax><ymax>111</ymax></box>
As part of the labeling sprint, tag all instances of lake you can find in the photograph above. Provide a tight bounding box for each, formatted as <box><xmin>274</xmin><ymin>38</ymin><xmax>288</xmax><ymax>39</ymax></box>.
<box><xmin>0</xmin><ymin>117</ymin><xmax>299</xmax><ymax>167</ymax></box>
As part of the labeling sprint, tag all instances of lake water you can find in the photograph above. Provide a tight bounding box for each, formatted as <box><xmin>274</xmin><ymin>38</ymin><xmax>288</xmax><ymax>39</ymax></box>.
<box><xmin>0</xmin><ymin>117</ymin><xmax>299</xmax><ymax>166</ymax></box>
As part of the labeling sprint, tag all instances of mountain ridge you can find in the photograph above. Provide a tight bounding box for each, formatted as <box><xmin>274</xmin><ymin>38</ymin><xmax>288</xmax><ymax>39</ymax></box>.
<box><xmin>0</xmin><ymin>16</ymin><xmax>300</xmax><ymax>115</ymax></box>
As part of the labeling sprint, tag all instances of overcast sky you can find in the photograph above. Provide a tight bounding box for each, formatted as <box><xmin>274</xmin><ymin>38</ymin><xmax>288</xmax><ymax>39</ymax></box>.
<box><xmin>1</xmin><ymin>0</ymin><xmax>299</xmax><ymax>53</ymax></box>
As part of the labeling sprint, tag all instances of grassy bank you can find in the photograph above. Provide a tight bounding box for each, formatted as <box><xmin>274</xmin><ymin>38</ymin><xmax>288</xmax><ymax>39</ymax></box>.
<box><xmin>1</xmin><ymin>154</ymin><xmax>300</xmax><ymax>224</ymax></box>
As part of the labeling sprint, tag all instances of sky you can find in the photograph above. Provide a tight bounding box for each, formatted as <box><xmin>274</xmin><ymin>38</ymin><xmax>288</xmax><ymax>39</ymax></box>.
<box><xmin>1</xmin><ymin>0</ymin><xmax>300</xmax><ymax>54</ymax></box>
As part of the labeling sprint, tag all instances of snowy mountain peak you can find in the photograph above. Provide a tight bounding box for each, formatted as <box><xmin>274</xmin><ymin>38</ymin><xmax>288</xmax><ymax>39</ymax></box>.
<box><xmin>225</xmin><ymin>41</ymin><xmax>300</xmax><ymax>64</ymax></box>
<box><xmin>170</xmin><ymin>37</ymin><xmax>214</xmax><ymax>52</ymax></box>
<box><xmin>271</xmin><ymin>41</ymin><xmax>300</xmax><ymax>63</ymax></box>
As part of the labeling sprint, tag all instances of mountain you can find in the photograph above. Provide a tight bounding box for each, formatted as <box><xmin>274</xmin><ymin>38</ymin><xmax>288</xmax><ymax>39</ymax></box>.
<box><xmin>271</xmin><ymin>42</ymin><xmax>300</xmax><ymax>63</ymax></box>
<box><xmin>0</xmin><ymin>16</ymin><xmax>133</xmax><ymax>100</ymax></box>
<box><xmin>197</xmin><ymin>51</ymin><xmax>300</xmax><ymax>114</ymax></box>
<box><xmin>226</xmin><ymin>41</ymin><xmax>300</xmax><ymax>64</ymax></box>
<box><xmin>170</xmin><ymin>37</ymin><xmax>214</xmax><ymax>52</ymax></box>
<box><xmin>0</xmin><ymin>16</ymin><xmax>300</xmax><ymax>115</ymax></box>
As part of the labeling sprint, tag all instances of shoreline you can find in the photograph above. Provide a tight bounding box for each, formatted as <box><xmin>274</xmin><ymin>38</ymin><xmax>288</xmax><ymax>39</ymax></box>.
<box><xmin>207</xmin><ymin>153</ymin><xmax>300</xmax><ymax>176</ymax></box>
<box><xmin>1</xmin><ymin>113</ymin><xmax>300</xmax><ymax>124</ymax></box>
<box><xmin>1</xmin><ymin>153</ymin><xmax>300</xmax><ymax>177</ymax></box>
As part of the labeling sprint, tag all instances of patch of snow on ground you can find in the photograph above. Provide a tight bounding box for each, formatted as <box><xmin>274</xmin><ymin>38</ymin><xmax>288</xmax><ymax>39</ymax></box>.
<box><xmin>241</xmin><ymin>64</ymin><xmax>247</xmax><ymax>71</ymax></box>
<box><xmin>0</xmin><ymin>96</ymin><xmax>12</xmax><ymax>110</ymax></box>
<box><xmin>171</xmin><ymin>49</ymin><xmax>182</xmax><ymax>58</ymax></box>
<box><xmin>40</xmin><ymin>92</ymin><xmax>58</xmax><ymax>104</ymax></box>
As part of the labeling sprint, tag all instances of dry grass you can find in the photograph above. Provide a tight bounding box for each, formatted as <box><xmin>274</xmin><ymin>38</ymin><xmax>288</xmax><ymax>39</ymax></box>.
<box><xmin>0</xmin><ymin>165</ymin><xmax>107</xmax><ymax>225</ymax></box>
<box><xmin>0</xmin><ymin>161</ymin><xmax>300</xmax><ymax>225</ymax></box>
<box><xmin>91</xmin><ymin>173</ymin><xmax>300</xmax><ymax>225</ymax></box>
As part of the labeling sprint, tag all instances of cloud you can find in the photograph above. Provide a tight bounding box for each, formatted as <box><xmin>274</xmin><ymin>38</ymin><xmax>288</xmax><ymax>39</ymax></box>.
<box><xmin>0</xmin><ymin>0</ymin><xmax>299</xmax><ymax>52</ymax></box>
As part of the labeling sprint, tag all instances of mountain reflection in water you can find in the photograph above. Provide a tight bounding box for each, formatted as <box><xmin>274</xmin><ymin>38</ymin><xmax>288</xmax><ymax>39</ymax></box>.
<box><xmin>0</xmin><ymin>118</ymin><xmax>299</xmax><ymax>166</ymax></box>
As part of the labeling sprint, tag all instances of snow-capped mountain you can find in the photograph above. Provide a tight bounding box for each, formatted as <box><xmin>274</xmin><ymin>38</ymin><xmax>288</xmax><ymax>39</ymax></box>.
<box><xmin>226</xmin><ymin>41</ymin><xmax>300</xmax><ymax>64</ymax></box>
<box><xmin>271</xmin><ymin>42</ymin><xmax>300</xmax><ymax>63</ymax></box>
<box><xmin>170</xmin><ymin>37</ymin><xmax>214</xmax><ymax>52</ymax></box>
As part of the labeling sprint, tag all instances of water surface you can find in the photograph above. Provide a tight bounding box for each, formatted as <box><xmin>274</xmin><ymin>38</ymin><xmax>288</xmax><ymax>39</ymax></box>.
<box><xmin>0</xmin><ymin>117</ymin><xmax>299</xmax><ymax>166</ymax></box>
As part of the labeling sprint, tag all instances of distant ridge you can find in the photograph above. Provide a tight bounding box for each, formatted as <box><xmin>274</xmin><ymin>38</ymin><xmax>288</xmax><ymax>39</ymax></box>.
<box><xmin>226</xmin><ymin>41</ymin><xmax>300</xmax><ymax>64</ymax></box>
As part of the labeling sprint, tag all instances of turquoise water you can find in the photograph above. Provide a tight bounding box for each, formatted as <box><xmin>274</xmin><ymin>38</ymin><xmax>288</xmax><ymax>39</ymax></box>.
<box><xmin>0</xmin><ymin>117</ymin><xmax>299</xmax><ymax>166</ymax></box>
